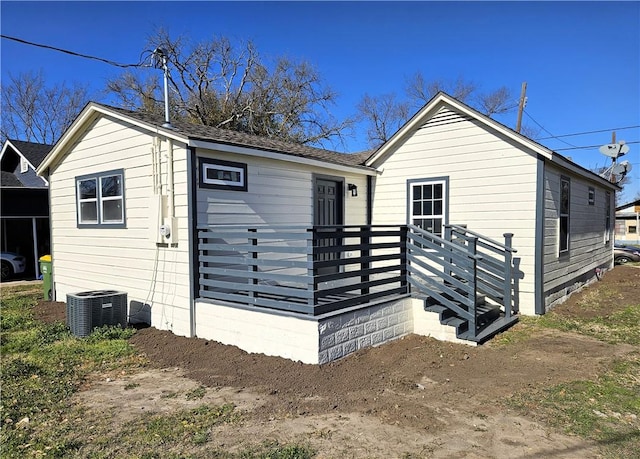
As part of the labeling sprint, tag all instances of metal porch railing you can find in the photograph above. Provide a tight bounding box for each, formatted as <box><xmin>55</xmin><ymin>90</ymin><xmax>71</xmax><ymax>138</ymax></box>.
<box><xmin>197</xmin><ymin>224</ymin><xmax>408</xmax><ymax>316</ymax></box>
<box><xmin>197</xmin><ymin>223</ymin><xmax>517</xmax><ymax>340</ymax></box>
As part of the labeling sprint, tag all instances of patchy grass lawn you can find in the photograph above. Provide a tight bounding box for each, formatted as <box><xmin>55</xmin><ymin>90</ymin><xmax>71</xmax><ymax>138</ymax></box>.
<box><xmin>1</xmin><ymin>267</ymin><xmax>638</xmax><ymax>458</ymax></box>
<box><xmin>504</xmin><ymin>267</ymin><xmax>640</xmax><ymax>459</ymax></box>
<box><xmin>0</xmin><ymin>284</ymin><xmax>314</xmax><ymax>459</ymax></box>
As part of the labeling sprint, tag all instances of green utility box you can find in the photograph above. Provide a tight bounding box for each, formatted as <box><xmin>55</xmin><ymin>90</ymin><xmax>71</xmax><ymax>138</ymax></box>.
<box><xmin>39</xmin><ymin>255</ymin><xmax>53</xmax><ymax>301</ymax></box>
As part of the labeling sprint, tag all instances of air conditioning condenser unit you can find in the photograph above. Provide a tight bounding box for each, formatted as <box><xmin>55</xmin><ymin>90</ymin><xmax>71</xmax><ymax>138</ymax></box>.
<box><xmin>66</xmin><ymin>290</ymin><xmax>128</xmax><ymax>337</ymax></box>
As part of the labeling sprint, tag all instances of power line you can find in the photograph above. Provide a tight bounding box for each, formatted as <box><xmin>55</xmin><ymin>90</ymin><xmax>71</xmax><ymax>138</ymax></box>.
<box><xmin>536</xmin><ymin>125</ymin><xmax>640</xmax><ymax>140</ymax></box>
<box><xmin>1</xmin><ymin>34</ymin><xmax>149</xmax><ymax>68</ymax></box>
<box><xmin>523</xmin><ymin>109</ymin><xmax>579</xmax><ymax>148</ymax></box>
<box><xmin>555</xmin><ymin>140</ymin><xmax>640</xmax><ymax>151</ymax></box>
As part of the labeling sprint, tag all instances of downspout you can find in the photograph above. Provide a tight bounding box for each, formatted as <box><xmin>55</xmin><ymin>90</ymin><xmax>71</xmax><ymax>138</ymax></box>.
<box><xmin>534</xmin><ymin>157</ymin><xmax>545</xmax><ymax>315</ymax></box>
<box><xmin>186</xmin><ymin>146</ymin><xmax>198</xmax><ymax>337</ymax></box>
<box><xmin>166</xmin><ymin>139</ymin><xmax>175</xmax><ymax>222</ymax></box>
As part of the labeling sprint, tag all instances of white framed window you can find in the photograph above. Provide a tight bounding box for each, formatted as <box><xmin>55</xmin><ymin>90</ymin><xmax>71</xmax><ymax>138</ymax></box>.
<box><xmin>588</xmin><ymin>187</ymin><xmax>595</xmax><ymax>205</ymax></box>
<box><xmin>20</xmin><ymin>157</ymin><xmax>29</xmax><ymax>173</ymax></box>
<box><xmin>76</xmin><ymin>170</ymin><xmax>125</xmax><ymax>228</ymax></box>
<box><xmin>199</xmin><ymin>157</ymin><xmax>247</xmax><ymax>191</ymax></box>
<box><xmin>409</xmin><ymin>178</ymin><xmax>447</xmax><ymax>237</ymax></box>
<box><xmin>559</xmin><ymin>176</ymin><xmax>570</xmax><ymax>254</ymax></box>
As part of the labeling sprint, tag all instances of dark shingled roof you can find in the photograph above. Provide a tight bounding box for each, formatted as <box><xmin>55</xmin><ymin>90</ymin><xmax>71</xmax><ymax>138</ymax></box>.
<box><xmin>1</xmin><ymin>171</ymin><xmax>23</xmax><ymax>187</ymax></box>
<box><xmin>7</xmin><ymin>139</ymin><xmax>54</xmax><ymax>168</ymax></box>
<box><xmin>100</xmin><ymin>104</ymin><xmax>375</xmax><ymax>169</ymax></box>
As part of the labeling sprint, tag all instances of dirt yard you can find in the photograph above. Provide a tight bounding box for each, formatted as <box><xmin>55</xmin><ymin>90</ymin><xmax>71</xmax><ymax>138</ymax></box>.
<box><xmin>34</xmin><ymin>265</ymin><xmax>640</xmax><ymax>458</ymax></box>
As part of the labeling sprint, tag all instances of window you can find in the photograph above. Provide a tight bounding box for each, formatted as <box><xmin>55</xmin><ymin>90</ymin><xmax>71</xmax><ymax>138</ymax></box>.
<box><xmin>76</xmin><ymin>170</ymin><xmax>125</xmax><ymax>228</ymax></box>
<box><xmin>605</xmin><ymin>191</ymin><xmax>611</xmax><ymax>244</ymax></box>
<box><xmin>20</xmin><ymin>157</ymin><xmax>29</xmax><ymax>173</ymax></box>
<box><xmin>630</xmin><ymin>226</ymin><xmax>637</xmax><ymax>234</ymax></box>
<box><xmin>588</xmin><ymin>187</ymin><xmax>595</xmax><ymax>205</ymax></box>
<box><xmin>559</xmin><ymin>176</ymin><xmax>570</xmax><ymax>254</ymax></box>
<box><xmin>409</xmin><ymin>179</ymin><xmax>447</xmax><ymax>237</ymax></box>
<box><xmin>199</xmin><ymin>157</ymin><xmax>247</xmax><ymax>191</ymax></box>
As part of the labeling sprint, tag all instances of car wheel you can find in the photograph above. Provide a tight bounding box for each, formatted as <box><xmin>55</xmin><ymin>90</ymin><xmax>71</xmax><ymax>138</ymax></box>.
<box><xmin>615</xmin><ymin>256</ymin><xmax>631</xmax><ymax>265</ymax></box>
<box><xmin>1</xmin><ymin>260</ymin><xmax>13</xmax><ymax>281</ymax></box>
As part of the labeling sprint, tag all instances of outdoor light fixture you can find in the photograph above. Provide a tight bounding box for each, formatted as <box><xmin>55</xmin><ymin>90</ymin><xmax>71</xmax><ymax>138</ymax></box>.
<box><xmin>348</xmin><ymin>183</ymin><xmax>358</xmax><ymax>197</ymax></box>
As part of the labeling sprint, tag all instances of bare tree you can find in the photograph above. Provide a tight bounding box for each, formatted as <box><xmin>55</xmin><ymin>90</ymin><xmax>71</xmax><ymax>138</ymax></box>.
<box><xmin>358</xmin><ymin>74</ymin><xmax>520</xmax><ymax>149</ymax></box>
<box><xmin>405</xmin><ymin>73</ymin><xmax>476</xmax><ymax>107</ymax></box>
<box><xmin>520</xmin><ymin>124</ymin><xmax>541</xmax><ymax>140</ymax></box>
<box><xmin>1</xmin><ymin>70</ymin><xmax>90</xmax><ymax>144</ymax></box>
<box><xmin>475</xmin><ymin>86</ymin><xmax>516</xmax><ymax>117</ymax></box>
<box><xmin>357</xmin><ymin>93</ymin><xmax>410</xmax><ymax>148</ymax></box>
<box><xmin>106</xmin><ymin>30</ymin><xmax>353</xmax><ymax>148</ymax></box>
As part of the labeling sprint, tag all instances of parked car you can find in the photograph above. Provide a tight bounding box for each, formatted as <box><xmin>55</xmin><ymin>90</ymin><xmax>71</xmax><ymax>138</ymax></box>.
<box><xmin>1</xmin><ymin>252</ymin><xmax>27</xmax><ymax>281</ymax></box>
<box><xmin>614</xmin><ymin>244</ymin><xmax>640</xmax><ymax>265</ymax></box>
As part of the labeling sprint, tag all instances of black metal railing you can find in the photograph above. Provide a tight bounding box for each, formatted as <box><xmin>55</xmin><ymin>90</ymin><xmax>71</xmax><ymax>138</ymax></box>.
<box><xmin>197</xmin><ymin>224</ymin><xmax>408</xmax><ymax>315</ymax></box>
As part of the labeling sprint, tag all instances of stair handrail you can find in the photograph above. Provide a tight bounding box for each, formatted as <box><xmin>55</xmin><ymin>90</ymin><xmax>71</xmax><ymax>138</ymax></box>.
<box><xmin>407</xmin><ymin>224</ymin><xmax>483</xmax><ymax>261</ymax></box>
<box><xmin>446</xmin><ymin>224</ymin><xmax>517</xmax><ymax>254</ymax></box>
<box><xmin>445</xmin><ymin>224</ymin><xmax>515</xmax><ymax>319</ymax></box>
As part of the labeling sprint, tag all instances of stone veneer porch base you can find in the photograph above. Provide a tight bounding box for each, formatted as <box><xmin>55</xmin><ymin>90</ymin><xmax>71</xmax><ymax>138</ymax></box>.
<box><xmin>195</xmin><ymin>295</ymin><xmax>475</xmax><ymax>364</ymax></box>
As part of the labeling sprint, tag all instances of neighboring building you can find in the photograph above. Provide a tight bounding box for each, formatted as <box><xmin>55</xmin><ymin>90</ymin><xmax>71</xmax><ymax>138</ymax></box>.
<box><xmin>0</xmin><ymin>139</ymin><xmax>52</xmax><ymax>279</ymax></box>
<box><xmin>36</xmin><ymin>94</ymin><xmax>617</xmax><ymax>363</ymax></box>
<box><xmin>615</xmin><ymin>199</ymin><xmax>640</xmax><ymax>244</ymax></box>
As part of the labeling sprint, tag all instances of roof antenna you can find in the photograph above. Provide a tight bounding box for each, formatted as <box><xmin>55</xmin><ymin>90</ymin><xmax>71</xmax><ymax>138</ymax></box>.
<box><xmin>153</xmin><ymin>48</ymin><xmax>173</xmax><ymax>129</ymax></box>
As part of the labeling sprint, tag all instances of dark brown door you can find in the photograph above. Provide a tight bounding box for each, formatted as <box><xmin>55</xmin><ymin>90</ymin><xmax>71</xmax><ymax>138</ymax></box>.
<box><xmin>314</xmin><ymin>178</ymin><xmax>343</xmax><ymax>274</ymax></box>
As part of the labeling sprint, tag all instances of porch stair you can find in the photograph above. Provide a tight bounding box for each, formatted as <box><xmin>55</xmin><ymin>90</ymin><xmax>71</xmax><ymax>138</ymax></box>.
<box><xmin>407</xmin><ymin>223</ymin><xmax>519</xmax><ymax>345</ymax></box>
<box><xmin>423</xmin><ymin>300</ymin><xmax>518</xmax><ymax>344</ymax></box>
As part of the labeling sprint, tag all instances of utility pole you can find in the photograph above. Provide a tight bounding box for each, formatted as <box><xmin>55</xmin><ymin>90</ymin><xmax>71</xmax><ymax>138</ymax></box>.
<box><xmin>515</xmin><ymin>82</ymin><xmax>527</xmax><ymax>133</ymax></box>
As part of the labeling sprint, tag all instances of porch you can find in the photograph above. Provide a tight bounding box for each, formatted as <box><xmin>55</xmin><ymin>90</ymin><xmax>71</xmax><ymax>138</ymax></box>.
<box><xmin>195</xmin><ymin>223</ymin><xmax>519</xmax><ymax>362</ymax></box>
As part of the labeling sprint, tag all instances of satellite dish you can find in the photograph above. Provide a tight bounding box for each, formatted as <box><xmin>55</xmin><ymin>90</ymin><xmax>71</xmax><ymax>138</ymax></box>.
<box><xmin>611</xmin><ymin>163</ymin><xmax>627</xmax><ymax>175</ymax></box>
<box><xmin>620</xmin><ymin>160</ymin><xmax>632</xmax><ymax>173</ymax></box>
<box><xmin>599</xmin><ymin>143</ymin><xmax>630</xmax><ymax>158</ymax></box>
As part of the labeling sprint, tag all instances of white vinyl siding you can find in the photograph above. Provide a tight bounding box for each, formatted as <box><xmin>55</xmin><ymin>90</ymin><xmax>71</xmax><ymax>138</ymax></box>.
<box><xmin>47</xmin><ymin>115</ymin><xmax>193</xmax><ymax>336</ymax></box>
<box><xmin>195</xmin><ymin>150</ymin><xmax>367</xmax><ymax>227</ymax></box>
<box><xmin>371</xmin><ymin>107</ymin><xmax>539</xmax><ymax>314</ymax></box>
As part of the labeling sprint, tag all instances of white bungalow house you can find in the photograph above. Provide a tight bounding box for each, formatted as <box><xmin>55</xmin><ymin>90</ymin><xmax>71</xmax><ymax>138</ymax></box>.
<box><xmin>36</xmin><ymin>93</ymin><xmax>617</xmax><ymax>363</ymax></box>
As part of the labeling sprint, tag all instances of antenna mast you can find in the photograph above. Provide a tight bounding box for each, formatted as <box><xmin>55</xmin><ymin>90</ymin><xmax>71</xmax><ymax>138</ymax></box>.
<box><xmin>153</xmin><ymin>48</ymin><xmax>172</xmax><ymax>128</ymax></box>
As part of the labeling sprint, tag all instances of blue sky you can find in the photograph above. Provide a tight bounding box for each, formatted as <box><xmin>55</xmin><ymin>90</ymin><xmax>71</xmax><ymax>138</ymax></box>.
<box><xmin>2</xmin><ymin>1</ymin><xmax>639</xmax><ymax>201</ymax></box>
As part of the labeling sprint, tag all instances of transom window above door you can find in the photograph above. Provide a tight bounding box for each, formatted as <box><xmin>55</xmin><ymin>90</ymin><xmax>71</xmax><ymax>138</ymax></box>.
<box><xmin>409</xmin><ymin>179</ymin><xmax>447</xmax><ymax>237</ymax></box>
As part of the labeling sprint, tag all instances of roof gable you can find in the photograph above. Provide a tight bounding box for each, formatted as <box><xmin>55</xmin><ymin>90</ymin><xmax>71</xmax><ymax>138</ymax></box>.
<box><xmin>1</xmin><ymin>139</ymin><xmax>53</xmax><ymax>169</ymax></box>
<box><xmin>365</xmin><ymin>92</ymin><xmax>556</xmax><ymax>167</ymax></box>
<box><xmin>1</xmin><ymin>140</ymin><xmax>51</xmax><ymax>187</ymax></box>
<box><xmin>365</xmin><ymin>92</ymin><xmax>618</xmax><ymax>190</ymax></box>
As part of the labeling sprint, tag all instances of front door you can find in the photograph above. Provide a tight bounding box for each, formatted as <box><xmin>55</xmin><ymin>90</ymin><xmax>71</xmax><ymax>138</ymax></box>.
<box><xmin>314</xmin><ymin>178</ymin><xmax>343</xmax><ymax>274</ymax></box>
